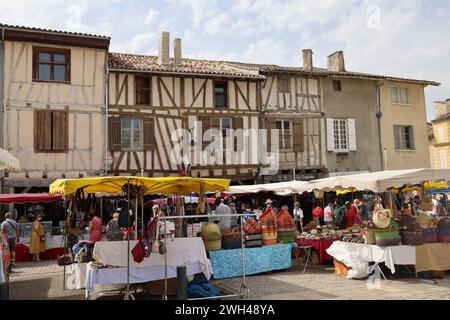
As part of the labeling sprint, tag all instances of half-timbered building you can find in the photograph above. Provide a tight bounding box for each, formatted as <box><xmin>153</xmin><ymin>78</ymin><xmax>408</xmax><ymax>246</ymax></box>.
<box><xmin>0</xmin><ymin>24</ymin><xmax>110</xmax><ymax>191</ymax></box>
<box><xmin>107</xmin><ymin>32</ymin><xmax>264</xmax><ymax>182</ymax></box>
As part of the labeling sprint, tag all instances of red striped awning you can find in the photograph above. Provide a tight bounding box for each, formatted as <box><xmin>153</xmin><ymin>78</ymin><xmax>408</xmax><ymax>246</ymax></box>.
<box><xmin>0</xmin><ymin>193</ymin><xmax>62</xmax><ymax>204</ymax></box>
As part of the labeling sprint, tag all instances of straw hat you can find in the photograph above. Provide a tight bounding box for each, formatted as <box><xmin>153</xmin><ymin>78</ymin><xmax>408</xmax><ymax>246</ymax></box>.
<box><xmin>373</xmin><ymin>209</ymin><xmax>392</xmax><ymax>229</ymax></box>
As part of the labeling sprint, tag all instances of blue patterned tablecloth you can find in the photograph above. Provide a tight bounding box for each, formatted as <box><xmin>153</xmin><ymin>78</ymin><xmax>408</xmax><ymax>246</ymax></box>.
<box><xmin>209</xmin><ymin>243</ymin><xmax>296</xmax><ymax>279</ymax></box>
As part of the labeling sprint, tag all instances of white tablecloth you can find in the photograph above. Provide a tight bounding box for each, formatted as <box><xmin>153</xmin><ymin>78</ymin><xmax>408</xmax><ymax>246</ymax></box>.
<box><xmin>87</xmin><ymin>237</ymin><xmax>213</xmax><ymax>295</ymax></box>
<box><xmin>85</xmin><ymin>260</ymin><xmax>213</xmax><ymax>295</ymax></box>
<box><xmin>93</xmin><ymin>237</ymin><xmax>208</xmax><ymax>268</ymax></box>
<box><xmin>19</xmin><ymin>235</ymin><xmax>65</xmax><ymax>250</ymax></box>
<box><xmin>327</xmin><ymin>241</ymin><xmax>416</xmax><ymax>278</ymax></box>
<box><xmin>66</xmin><ymin>263</ymin><xmax>87</xmax><ymax>290</ymax></box>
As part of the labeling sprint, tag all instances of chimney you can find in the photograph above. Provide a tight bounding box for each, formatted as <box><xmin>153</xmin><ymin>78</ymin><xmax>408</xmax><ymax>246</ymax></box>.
<box><xmin>327</xmin><ymin>51</ymin><xmax>345</xmax><ymax>72</ymax></box>
<box><xmin>302</xmin><ymin>49</ymin><xmax>313</xmax><ymax>71</ymax></box>
<box><xmin>174</xmin><ymin>38</ymin><xmax>182</xmax><ymax>66</ymax></box>
<box><xmin>158</xmin><ymin>31</ymin><xmax>170</xmax><ymax>65</ymax></box>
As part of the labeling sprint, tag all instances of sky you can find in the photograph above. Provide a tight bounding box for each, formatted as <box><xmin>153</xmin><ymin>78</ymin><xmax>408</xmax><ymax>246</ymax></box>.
<box><xmin>0</xmin><ymin>0</ymin><xmax>449</xmax><ymax>121</ymax></box>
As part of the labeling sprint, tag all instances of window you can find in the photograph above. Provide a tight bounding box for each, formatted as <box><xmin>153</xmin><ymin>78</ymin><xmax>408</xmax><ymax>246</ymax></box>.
<box><xmin>34</xmin><ymin>110</ymin><xmax>68</xmax><ymax>152</ymax></box>
<box><xmin>135</xmin><ymin>76</ymin><xmax>151</xmax><ymax>105</ymax></box>
<box><xmin>333</xmin><ymin>80</ymin><xmax>342</xmax><ymax>91</ymax></box>
<box><xmin>121</xmin><ymin>118</ymin><xmax>144</xmax><ymax>151</ymax></box>
<box><xmin>394</xmin><ymin>125</ymin><xmax>415</xmax><ymax>150</ymax></box>
<box><xmin>276</xmin><ymin>120</ymin><xmax>293</xmax><ymax>150</ymax></box>
<box><xmin>440</xmin><ymin>150</ymin><xmax>447</xmax><ymax>168</ymax></box>
<box><xmin>391</xmin><ymin>86</ymin><xmax>410</xmax><ymax>104</ymax></box>
<box><xmin>214</xmin><ymin>81</ymin><xmax>228</xmax><ymax>108</ymax></box>
<box><xmin>278</xmin><ymin>78</ymin><xmax>290</xmax><ymax>93</ymax></box>
<box><xmin>333</xmin><ymin>119</ymin><xmax>348</xmax><ymax>152</ymax></box>
<box><xmin>33</xmin><ymin>47</ymin><xmax>70</xmax><ymax>82</ymax></box>
<box><xmin>438</xmin><ymin>127</ymin><xmax>445</xmax><ymax>142</ymax></box>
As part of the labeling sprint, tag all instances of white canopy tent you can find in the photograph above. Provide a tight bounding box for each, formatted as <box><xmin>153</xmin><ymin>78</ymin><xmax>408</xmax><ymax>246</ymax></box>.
<box><xmin>227</xmin><ymin>180</ymin><xmax>310</xmax><ymax>196</ymax></box>
<box><xmin>292</xmin><ymin>169</ymin><xmax>450</xmax><ymax>194</ymax></box>
<box><xmin>0</xmin><ymin>148</ymin><xmax>21</xmax><ymax>173</ymax></box>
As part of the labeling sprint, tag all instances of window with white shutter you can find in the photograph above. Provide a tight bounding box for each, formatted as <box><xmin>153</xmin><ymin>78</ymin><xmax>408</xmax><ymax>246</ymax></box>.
<box><xmin>394</xmin><ymin>125</ymin><xmax>415</xmax><ymax>150</ymax></box>
<box><xmin>327</xmin><ymin>118</ymin><xmax>355</xmax><ymax>153</ymax></box>
<box><xmin>333</xmin><ymin>119</ymin><xmax>348</xmax><ymax>152</ymax></box>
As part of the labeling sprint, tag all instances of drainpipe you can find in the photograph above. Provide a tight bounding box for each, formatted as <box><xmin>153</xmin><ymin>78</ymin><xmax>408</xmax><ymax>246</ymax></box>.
<box><xmin>0</xmin><ymin>28</ymin><xmax>4</xmax><ymax>196</ymax></box>
<box><xmin>104</xmin><ymin>52</ymin><xmax>109</xmax><ymax>175</ymax></box>
<box><xmin>0</xmin><ymin>28</ymin><xmax>4</xmax><ymax>149</ymax></box>
<box><xmin>376</xmin><ymin>81</ymin><xmax>386</xmax><ymax>171</ymax></box>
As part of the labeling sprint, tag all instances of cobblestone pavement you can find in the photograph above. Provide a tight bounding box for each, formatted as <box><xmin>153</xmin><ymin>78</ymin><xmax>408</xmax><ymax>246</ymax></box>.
<box><xmin>7</xmin><ymin>260</ymin><xmax>450</xmax><ymax>300</ymax></box>
<box><xmin>213</xmin><ymin>264</ymin><xmax>450</xmax><ymax>300</ymax></box>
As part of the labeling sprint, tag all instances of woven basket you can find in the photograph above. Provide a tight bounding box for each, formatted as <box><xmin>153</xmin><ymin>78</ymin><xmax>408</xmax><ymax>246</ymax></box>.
<box><xmin>375</xmin><ymin>227</ymin><xmax>401</xmax><ymax>247</ymax></box>
<box><xmin>365</xmin><ymin>229</ymin><xmax>377</xmax><ymax>245</ymax></box>
<box><xmin>400</xmin><ymin>230</ymin><xmax>423</xmax><ymax>246</ymax></box>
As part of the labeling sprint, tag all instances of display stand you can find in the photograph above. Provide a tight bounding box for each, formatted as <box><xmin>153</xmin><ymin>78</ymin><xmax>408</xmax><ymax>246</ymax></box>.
<box><xmin>159</xmin><ymin>213</ymin><xmax>255</xmax><ymax>300</ymax></box>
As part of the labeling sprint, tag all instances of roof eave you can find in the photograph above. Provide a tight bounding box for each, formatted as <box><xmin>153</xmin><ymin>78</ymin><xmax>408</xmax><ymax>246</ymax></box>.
<box><xmin>108</xmin><ymin>68</ymin><xmax>265</xmax><ymax>80</ymax></box>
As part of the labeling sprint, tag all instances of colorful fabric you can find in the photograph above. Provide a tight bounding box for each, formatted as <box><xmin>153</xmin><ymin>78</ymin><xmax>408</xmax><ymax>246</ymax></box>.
<box><xmin>296</xmin><ymin>237</ymin><xmax>340</xmax><ymax>264</ymax></box>
<box><xmin>209</xmin><ymin>243</ymin><xmax>296</xmax><ymax>279</ymax></box>
<box><xmin>89</xmin><ymin>216</ymin><xmax>102</xmax><ymax>243</ymax></box>
<box><xmin>276</xmin><ymin>208</ymin><xmax>295</xmax><ymax>232</ymax></box>
<box><xmin>313</xmin><ymin>207</ymin><xmax>324</xmax><ymax>218</ymax></box>
<box><xmin>345</xmin><ymin>207</ymin><xmax>357</xmax><ymax>228</ymax></box>
<box><xmin>260</xmin><ymin>208</ymin><xmax>277</xmax><ymax>246</ymax></box>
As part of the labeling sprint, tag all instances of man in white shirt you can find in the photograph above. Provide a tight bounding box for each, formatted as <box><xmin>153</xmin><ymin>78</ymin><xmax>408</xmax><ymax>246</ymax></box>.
<box><xmin>293</xmin><ymin>202</ymin><xmax>304</xmax><ymax>233</ymax></box>
<box><xmin>215</xmin><ymin>199</ymin><xmax>231</xmax><ymax>229</ymax></box>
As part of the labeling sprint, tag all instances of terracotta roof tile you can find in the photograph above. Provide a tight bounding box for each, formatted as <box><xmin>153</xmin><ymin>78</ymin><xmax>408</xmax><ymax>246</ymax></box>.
<box><xmin>108</xmin><ymin>53</ymin><xmax>264</xmax><ymax>79</ymax></box>
<box><xmin>109</xmin><ymin>52</ymin><xmax>439</xmax><ymax>86</ymax></box>
<box><xmin>0</xmin><ymin>23</ymin><xmax>110</xmax><ymax>39</ymax></box>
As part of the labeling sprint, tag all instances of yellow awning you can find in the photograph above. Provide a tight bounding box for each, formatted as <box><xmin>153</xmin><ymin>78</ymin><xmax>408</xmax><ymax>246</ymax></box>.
<box><xmin>49</xmin><ymin>176</ymin><xmax>230</xmax><ymax>196</ymax></box>
<box><xmin>336</xmin><ymin>189</ymin><xmax>356</xmax><ymax>195</ymax></box>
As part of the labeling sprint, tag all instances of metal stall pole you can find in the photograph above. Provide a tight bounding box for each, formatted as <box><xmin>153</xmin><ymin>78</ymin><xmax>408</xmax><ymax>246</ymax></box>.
<box><xmin>124</xmin><ymin>179</ymin><xmax>134</xmax><ymax>300</ymax></box>
<box><xmin>159</xmin><ymin>213</ymin><xmax>256</xmax><ymax>301</ymax></box>
<box><xmin>240</xmin><ymin>213</ymin><xmax>249</xmax><ymax>299</ymax></box>
<box><xmin>63</xmin><ymin>197</ymin><xmax>67</xmax><ymax>290</ymax></box>
<box><xmin>163</xmin><ymin>219</ymin><xmax>168</xmax><ymax>300</ymax></box>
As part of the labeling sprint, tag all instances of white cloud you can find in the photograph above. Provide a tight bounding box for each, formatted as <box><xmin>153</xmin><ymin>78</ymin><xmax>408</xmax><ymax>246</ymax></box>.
<box><xmin>242</xmin><ymin>37</ymin><xmax>288</xmax><ymax>64</ymax></box>
<box><xmin>112</xmin><ymin>32</ymin><xmax>156</xmax><ymax>54</ymax></box>
<box><xmin>144</xmin><ymin>9</ymin><xmax>159</xmax><ymax>25</ymax></box>
<box><xmin>204</xmin><ymin>13</ymin><xmax>229</xmax><ymax>35</ymax></box>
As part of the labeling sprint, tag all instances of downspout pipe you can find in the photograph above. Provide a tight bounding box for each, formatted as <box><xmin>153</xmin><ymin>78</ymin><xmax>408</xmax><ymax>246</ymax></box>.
<box><xmin>376</xmin><ymin>81</ymin><xmax>386</xmax><ymax>171</ymax></box>
<box><xmin>104</xmin><ymin>51</ymin><xmax>109</xmax><ymax>175</ymax></box>
<box><xmin>0</xmin><ymin>28</ymin><xmax>4</xmax><ymax>149</ymax></box>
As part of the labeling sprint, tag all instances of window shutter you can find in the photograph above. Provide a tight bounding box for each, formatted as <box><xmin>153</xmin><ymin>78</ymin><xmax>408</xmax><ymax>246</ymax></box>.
<box><xmin>266</xmin><ymin>119</ymin><xmax>276</xmax><ymax>152</ymax></box>
<box><xmin>108</xmin><ymin>117</ymin><xmax>121</xmax><ymax>151</ymax></box>
<box><xmin>198</xmin><ymin>116</ymin><xmax>211</xmax><ymax>150</ymax></box>
<box><xmin>393</xmin><ymin>126</ymin><xmax>400</xmax><ymax>150</ymax></box>
<box><xmin>293</xmin><ymin>119</ymin><xmax>304</xmax><ymax>152</ymax></box>
<box><xmin>234</xmin><ymin>117</ymin><xmax>244</xmax><ymax>152</ymax></box>
<box><xmin>143</xmin><ymin>118</ymin><xmax>155</xmax><ymax>151</ymax></box>
<box><xmin>52</xmin><ymin>110</ymin><xmax>68</xmax><ymax>152</ymax></box>
<box><xmin>34</xmin><ymin>110</ymin><xmax>52</xmax><ymax>151</ymax></box>
<box><xmin>409</xmin><ymin>126</ymin><xmax>415</xmax><ymax>150</ymax></box>
<box><xmin>348</xmin><ymin>119</ymin><xmax>356</xmax><ymax>151</ymax></box>
<box><xmin>326</xmin><ymin>118</ymin><xmax>335</xmax><ymax>152</ymax></box>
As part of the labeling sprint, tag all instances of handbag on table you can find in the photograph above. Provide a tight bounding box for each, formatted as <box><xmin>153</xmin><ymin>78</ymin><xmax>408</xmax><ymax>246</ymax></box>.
<box><xmin>422</xmin><ymin>219</ymin><xmax>439</xmax><ymax>243</ymax></box>
<box><xmin>374</xmin><ymin>225</ymin><xmax>401</xmax><ymax>247</ymax></box>
<box><xmin>221</xmin><ymin>227</ymin><xmax>242</xmax><ymax>250</ymax></box>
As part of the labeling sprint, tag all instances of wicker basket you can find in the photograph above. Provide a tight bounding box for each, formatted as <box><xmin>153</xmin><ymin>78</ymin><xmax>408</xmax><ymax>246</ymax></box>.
<box><xmin>364</xmin><ymin>229</ymin><xmax>377</xmax><ymax>245</ymax></box>
<box><xmin>400</xmin><ymin>230</ymin><xmax>423</xmax><ymax>246</ymax></box>
<box><xmin>375</xmin><ymin>227</ymin><xmax>401</xmax><ymax>247</ymax></box>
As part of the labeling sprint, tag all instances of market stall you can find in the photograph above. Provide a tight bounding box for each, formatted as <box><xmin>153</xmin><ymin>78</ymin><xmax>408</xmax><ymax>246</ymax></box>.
<box><xmin>301</xmin><ymin>169</ymin><xmax>450</xmax><ymax>279</ymax></box>
<box><xmin>0</xmin><ymin>193</ymin><xmax>64</xmax><ymax>262</ymax></box>
<box><xmin>49</xmin><ymin>176</ymin><xmax>230</xmax><ymax>300</ymax></box>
